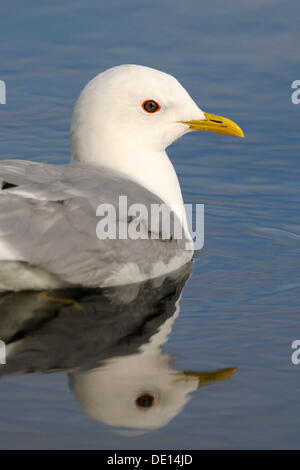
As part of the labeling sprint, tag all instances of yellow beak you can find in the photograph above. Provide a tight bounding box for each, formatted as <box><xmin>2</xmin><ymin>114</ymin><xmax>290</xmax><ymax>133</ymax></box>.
<box><xmin>182</xmin><ymin>112</ymin><xmax>244</xmax><ymax>138</ymax></box>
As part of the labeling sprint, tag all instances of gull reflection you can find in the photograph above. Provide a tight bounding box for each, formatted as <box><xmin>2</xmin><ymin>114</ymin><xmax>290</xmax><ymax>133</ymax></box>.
<box><xmin>0</xmin><ymin>263</ymin><xmax>237</xmax><ymax>432</ymax></box>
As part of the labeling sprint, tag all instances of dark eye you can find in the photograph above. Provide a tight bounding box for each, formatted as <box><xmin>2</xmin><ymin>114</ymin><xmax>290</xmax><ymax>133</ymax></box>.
<box><xmin>135</xmin><ymin>393</ymin><xmax>155</xmax><ymax>408</ymax></box>
<box><xmin>142</xmin><ymin>100</ymin><xmax>161</xmax><ymax>113</ymax></box>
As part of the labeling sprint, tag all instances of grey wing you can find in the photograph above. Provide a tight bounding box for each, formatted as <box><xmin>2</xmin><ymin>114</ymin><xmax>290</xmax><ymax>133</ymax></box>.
<box><xmin>0</xmin><ymin>160</ymin><xmax>191</xmax><ymax>289</ymax></box>
<box><xmin>0</xmin><ymin>159</ymin><xmax>66</xmax><ymax>187</ymax></box>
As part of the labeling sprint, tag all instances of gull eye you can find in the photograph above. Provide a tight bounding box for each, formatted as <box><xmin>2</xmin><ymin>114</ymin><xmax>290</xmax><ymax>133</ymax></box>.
<box><xmin>142</xmin><ymin>100</ymin><xmax>161</xmax><ymax>114</ymax></box>
<box><xmin>135</xmin><ymin>393</ymin><xmax>155</xmax><ymax>408</ymax></box>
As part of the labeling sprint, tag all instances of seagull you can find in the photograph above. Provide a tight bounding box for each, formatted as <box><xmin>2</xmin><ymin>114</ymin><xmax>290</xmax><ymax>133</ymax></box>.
<box><xmin>0</xmin><ymin>65</ymin><xmax>244</xmax><ymax>291</ymax></box>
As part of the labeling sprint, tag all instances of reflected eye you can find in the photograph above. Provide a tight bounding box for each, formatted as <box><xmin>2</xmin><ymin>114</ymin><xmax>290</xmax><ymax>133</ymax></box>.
<box><xmin>142</xmin><ymin>100</ymin><xmax>161</xmax><ymax>113</ymax></box>
<box><xmin>135</xmin><ymin>393</ymin><xmax>155</xmax><ymax>408</ymax></box>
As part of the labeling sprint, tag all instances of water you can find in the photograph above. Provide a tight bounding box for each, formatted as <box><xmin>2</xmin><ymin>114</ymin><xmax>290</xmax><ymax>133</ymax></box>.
<box><xmin>0</xmin><ymin>0</ymin><xmax>299</xmax><ymax>449</ymax></box>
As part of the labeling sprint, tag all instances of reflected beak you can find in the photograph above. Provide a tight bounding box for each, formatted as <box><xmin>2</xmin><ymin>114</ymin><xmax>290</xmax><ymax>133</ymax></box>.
<box><xmin>182</xmin><ymin>366</ymin><xmax>238</xmax><ymax>388</ymax></box>
<box><xmin>182</xmin><ymin>112</ymin><xmax>244</xmax><ymax>138</ymax></box>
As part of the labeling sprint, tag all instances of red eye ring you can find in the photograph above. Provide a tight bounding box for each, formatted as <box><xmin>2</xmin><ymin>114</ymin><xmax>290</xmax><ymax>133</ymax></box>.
<box><xmin>142</xmin><ymin>99</ymin><xmax>161</xmax><ymax>114</ymax></box>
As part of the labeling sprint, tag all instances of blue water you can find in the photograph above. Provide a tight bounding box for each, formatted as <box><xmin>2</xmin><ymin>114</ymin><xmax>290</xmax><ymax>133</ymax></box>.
<box><xmin>0</xmin><ymin>0</ymin><xmax>299</xmax><ymax>449</ymax></box>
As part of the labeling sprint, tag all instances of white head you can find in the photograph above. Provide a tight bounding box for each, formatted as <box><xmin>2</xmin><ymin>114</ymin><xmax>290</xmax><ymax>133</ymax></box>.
<box><xmin>71</xmin><ymin>65</ymin><xmax>203</xmax><ymax>163</ymax></box>
<box><xmin>70</xmin><ymin>65</ymin><xmax>243</xmax><ymax>210</ymax></box>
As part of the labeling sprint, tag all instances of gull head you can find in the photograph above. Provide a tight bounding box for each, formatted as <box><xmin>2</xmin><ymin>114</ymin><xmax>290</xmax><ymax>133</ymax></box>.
<box><xmin>70</xmin><ymin>64</ymin><xmax>244</xmax><ymax>166</ymax></box>
<box><xmin>70</xmin><ymin>65</ymin><xmax>244</xmax><ymax>212</ymax></box>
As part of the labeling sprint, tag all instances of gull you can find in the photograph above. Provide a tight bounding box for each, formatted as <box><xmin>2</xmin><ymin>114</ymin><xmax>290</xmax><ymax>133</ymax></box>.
<box><xmin>0</xmin><ymin>65</ymin><xmax>244</xmax><ymax>291</ymax></box>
